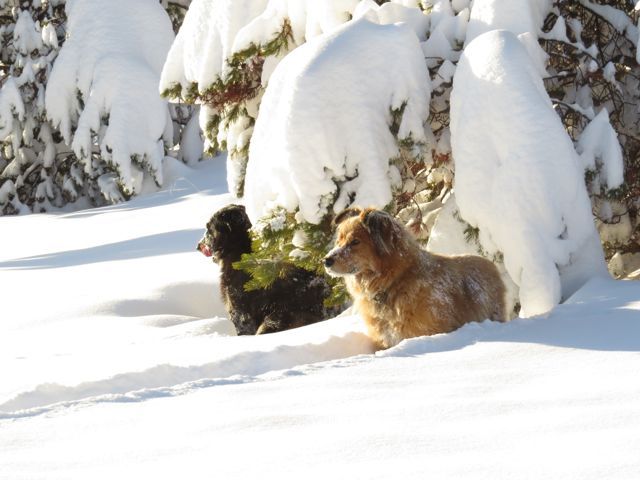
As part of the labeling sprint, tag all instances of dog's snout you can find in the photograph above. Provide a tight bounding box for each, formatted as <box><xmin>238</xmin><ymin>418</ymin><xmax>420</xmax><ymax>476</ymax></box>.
<box><xmin>324</xmin><ymin>255</ymin><xmax>335</xmax><ymax>268</ymax></box>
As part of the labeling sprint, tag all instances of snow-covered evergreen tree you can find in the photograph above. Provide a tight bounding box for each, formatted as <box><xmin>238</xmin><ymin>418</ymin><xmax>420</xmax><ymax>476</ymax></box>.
<box><xmin>0</xmin><ymin>0</ymin><xmax>66</xmax><ymax>214</ymax></box>
<box><xmin>161</xmin><ymin>0</ymin><xmax>436</xmax><ymax>304</ymax></box>
<box><xmin>0</xmin><ymin>0</ymin><xmax>191</xmax><ymax>214</ymax></box>
<box><xmin>45</xmin><ymin>0</ymin><xmax>176</xmax><ymax>204</ymax></box>
<box><xmin>163</xmin><ymin>0</ymin><xmax>640</xmax><ymax>312</ymax></box>
<box><xmin>541</xmin><ymin>0</ymin><xmax>640</xmax><ymax>259</ymax></box>
<box><xmin>237</xmin><ymin>15</ymin><xmax>431</xmax><ymax>305</ymax></box>
<box><xmin>160</xmin><ymin>0</ymin><xmax>392</xmax><ymax>197</ymax></box>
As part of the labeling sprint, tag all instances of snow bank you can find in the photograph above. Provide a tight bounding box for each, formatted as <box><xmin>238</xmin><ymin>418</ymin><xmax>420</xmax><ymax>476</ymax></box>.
<box><xmin>46</xmin><ymin>0</ymin><xmax>175</xmax><ymax>197</ymax></box>
<box><xmin>0</xmin><ymin>315</ymin><xmax>371</xmax><ymax>416</ymax></box>
<box><xmin>450</xmin><ymin>30</ymin><xmax>607</xmax><ymax>317</ymax></box>
<box><xmin>2</xmin><ymin>271</ymin><xmax>640</xmax><ymax>479</ymax></box>
<box><xmin>244</xmin><ymin>18</ymin><xmax>430</xmax><ymax>224</ymax></box>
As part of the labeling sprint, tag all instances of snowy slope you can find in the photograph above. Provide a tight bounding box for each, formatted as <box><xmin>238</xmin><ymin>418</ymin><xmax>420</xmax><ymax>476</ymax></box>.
<box><xmin>1</xmin><ymin>157</ymin><xmax>639</xmax><ymax>479</ymax></box>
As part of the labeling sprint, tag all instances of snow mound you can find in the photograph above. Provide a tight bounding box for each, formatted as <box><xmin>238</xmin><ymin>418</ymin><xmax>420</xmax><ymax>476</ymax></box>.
<box><xmin>0</xmin><ymin>315</ymin><xmax>372</xmax><ymax>418</ymax></box>
<box><xmin>244</xmin><ymin>18</ymin><xmax>430</xmax><ymax>224</ymax></box>
<box><xmin>46</xmin><ymin>0</ymin><xmax>175</xmax><ymax>197</ymax></box>
<box><xmin>450</xmin><ymin>30</ymin><xmax>608</xmax><ymax>317</ymax></box>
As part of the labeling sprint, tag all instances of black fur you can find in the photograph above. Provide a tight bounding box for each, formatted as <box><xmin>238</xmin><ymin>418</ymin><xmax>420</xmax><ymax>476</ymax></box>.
<box><xmin>198</xmin><ymin>204</ymin><xmax>334</xmax><ymax>335</ymax></box>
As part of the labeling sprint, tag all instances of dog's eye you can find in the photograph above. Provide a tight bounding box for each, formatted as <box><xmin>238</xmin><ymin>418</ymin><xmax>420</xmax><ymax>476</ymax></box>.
<box><xmin>349</xmin><ymin>239</ymin><xmax>360</xmax><ymax>247</ymax></box>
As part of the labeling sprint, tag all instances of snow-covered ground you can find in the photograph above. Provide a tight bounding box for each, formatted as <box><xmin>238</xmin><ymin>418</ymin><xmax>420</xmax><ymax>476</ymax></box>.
<box><xmin>1</xmin><ymin>157</ymin><xmax>639</xmax><ymax>479</ymax></box>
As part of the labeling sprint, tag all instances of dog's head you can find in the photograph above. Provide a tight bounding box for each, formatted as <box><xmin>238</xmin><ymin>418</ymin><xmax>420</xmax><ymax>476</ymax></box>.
<box><xmin>197</xmin><ymin>204</ymin><xmax>252</xmax><ymax>263</ymax></box>
<box><xmin>323</xmin><ymin>207</ymin><xmax>404</xmax><ymax>277</ymax></box>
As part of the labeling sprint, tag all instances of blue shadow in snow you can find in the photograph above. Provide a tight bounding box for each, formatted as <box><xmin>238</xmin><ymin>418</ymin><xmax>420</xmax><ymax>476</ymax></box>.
<box><xmin>0</xmin><ymin>229</ymin><xmax>203</xmax><ymax>270</ymax></box>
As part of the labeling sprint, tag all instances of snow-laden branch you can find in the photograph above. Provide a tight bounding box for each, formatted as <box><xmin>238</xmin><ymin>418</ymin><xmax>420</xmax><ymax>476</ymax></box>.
<box><xmin>46</xmin><ymin>0</ymin><xmax>175</xmax><ymax>200</ymax></box>
<box><xmin>244</xmin><ymin>18</ymin><xmax>431</xmax><ymax>225</ymax></box>
<box><xmin>450</xmin><ymin>30</ymin><xmax>608</xmax><ymax>316</ymax></box>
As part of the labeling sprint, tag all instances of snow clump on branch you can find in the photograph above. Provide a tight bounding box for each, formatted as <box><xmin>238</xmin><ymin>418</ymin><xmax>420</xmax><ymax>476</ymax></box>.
<box><xmin>46</xmin><ymin>0</ymin><xmax>175</xmax><ymax>201</ymax></box>
<box><xmin>450</xmin><ymin>29</ymin><xmax>608</xmax><ymax>317</ymax></box>
<box><xmin>243</xmin><ymin>18</ymin><xmax>431</xmax><ymax>225</ymax></box>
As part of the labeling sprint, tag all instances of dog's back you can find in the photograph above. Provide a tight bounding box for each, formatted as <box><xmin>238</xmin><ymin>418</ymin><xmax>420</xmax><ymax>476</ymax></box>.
<box><xmin>417</xmin><ymin>251</ymin><xmax>506</xmax><ymax>330</ymax></box>
<box><xmin>352</xmin><ymin>250</ymin><xmax>506</xmax><ymax>348</ymax></box>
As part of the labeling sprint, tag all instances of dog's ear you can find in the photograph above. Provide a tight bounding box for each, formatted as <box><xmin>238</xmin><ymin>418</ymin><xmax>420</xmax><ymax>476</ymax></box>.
<box><xmin>333</xmin><ymin>207</ymin><xmax>363</xmax><ymax>227</ymax></box>
<box><xmin>362</xmin><ymin>209</ymin><xmax>402</xmax><ymax>256</ymax></box>
<box><xmin>233</xmin><ymin>206</ymin><xmax>252</xmax><ymax>231</ymax></box>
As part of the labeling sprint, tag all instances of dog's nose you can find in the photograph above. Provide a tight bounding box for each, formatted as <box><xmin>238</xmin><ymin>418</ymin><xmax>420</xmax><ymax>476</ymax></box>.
<box><xmin>324</xmin><ymin>256</ymin><xmax>335</xmax><ymax>268</ymax></box>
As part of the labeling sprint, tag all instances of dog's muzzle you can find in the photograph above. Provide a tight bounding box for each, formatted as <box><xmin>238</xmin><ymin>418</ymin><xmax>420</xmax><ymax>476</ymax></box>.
<box><xmin>197</xmin><ymin>239</ymin><xmax>213</xmax><ymax>257</ymax></box>
<box><xmin>323</xmin><ymin>248</ymin><xmax>352</xmax><ymax>276</ymax></box>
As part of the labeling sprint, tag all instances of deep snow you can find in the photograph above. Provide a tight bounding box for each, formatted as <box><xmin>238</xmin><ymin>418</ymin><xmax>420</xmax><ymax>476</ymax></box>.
<box><xmin>1</xmin><ymin>158</ymin><xmax>639</xmax><ymax>479</ymax></box>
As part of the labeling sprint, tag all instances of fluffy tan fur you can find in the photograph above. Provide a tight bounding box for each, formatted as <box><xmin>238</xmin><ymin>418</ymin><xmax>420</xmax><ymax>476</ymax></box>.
<box><xmin>324</xmin><ymin>207</ymin><xmax>507</xmax><ymax>349</ymax></box>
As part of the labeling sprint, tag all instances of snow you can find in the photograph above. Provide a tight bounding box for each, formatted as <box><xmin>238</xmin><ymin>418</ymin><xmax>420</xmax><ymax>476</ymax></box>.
<box><xmin>421</xmin><ymin>2</ymin><xmax>468</xmax><ymax>68</ymax></box>
<box><xmin>354</xmin><ymin>0</ymin><xmax>430</xmax><ymax>41</ymax></box>
<box><xmin>233</xmin><ymin>0</ymin><xmax>360</xmax><ymax>54</ymax></box>
<box><xmin>2</xmin><ymin>0</ymin><xmax>640</xmax><ymax>477</ymax></box>
<box><xmin>0</xmin><ymin>78</ymin><xmax>25</xmax><ymax>143</ymax></box>
<box><xmin>13</xmin><ymin>10</ymin><xmax>43</xmax><ymax>55</ymax></box>
<box><xmin>244</xmin><ymin>18</ymin><xmax>430</xmax><ymax>224</ymax></box>
<box><xmin>579</xmin><ymin>0</ymin><xmax>639</xmax><ymax>44</ymax></box>
<box><xmin>450</xmin><ymin>30</ymin><xmax>608</xmax><ymax>317</ymax></box>
<box><xmin>160</xmin><ymin>0</ymin><xmax>269</xmax><ymax>94</ymax></box>
<box><xmin>46</xmin><ymin>0</ymin><xmax>175</xmax><ymax>197</ymax></box>
<box><xmin>160</xmin><ymin>0</ymin><xmax>427</xmax><ymax>99</ymax></box>
<box><xmin>1</xmin><ymin>159</ymin><xmax>640</xmax><ymax>478</ymax></box>
<box><xmin>578</xmin><ymin>108</ymin><xmax>624</xmax><ymax>190</ymax></box>
<box><xmin>466</xmin><ymin>0</ymin><xmax>551</xmax><ymax>44</ymax></box>
<box><xmin>179</xmin><ymin>107</ymin><xmax>206</xmax><ymax>165</ymax></box>
<box><xmin>161</xmin><ymin>0</ymin><xmax>431</xmax><ymax>196</ymax></box>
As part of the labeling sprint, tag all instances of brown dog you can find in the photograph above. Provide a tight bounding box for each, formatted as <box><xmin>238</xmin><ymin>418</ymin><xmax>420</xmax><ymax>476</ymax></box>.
<box><xmin>324</xmin><ymin>207</ymin><xmax>506</xmax><ymax>349</ymax></box>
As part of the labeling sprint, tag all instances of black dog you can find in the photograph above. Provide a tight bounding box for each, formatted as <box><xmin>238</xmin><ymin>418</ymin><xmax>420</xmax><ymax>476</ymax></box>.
<box><xmin>197</xmin><ymin>204</ymin><xmax>335</xmax><ymax>335</ymax></box>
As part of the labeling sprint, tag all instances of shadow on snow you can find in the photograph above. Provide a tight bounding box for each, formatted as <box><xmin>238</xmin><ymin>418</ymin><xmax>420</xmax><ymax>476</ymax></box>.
<box><xmin>0</xmin><ymin>229</ymin><xmax>203</xmax><ymax>270</ymax></box>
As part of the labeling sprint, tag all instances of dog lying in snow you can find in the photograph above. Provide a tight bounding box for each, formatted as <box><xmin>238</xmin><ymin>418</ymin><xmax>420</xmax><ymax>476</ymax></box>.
<box><xmin>197</xmin><ymin>204</ymin><xmax>334</xmax><ymax>335</ymax></box>
<box><xmin>324</xmin><ymin>207</ymin><xmax>506</xmax><ymax>349</ymax></box>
